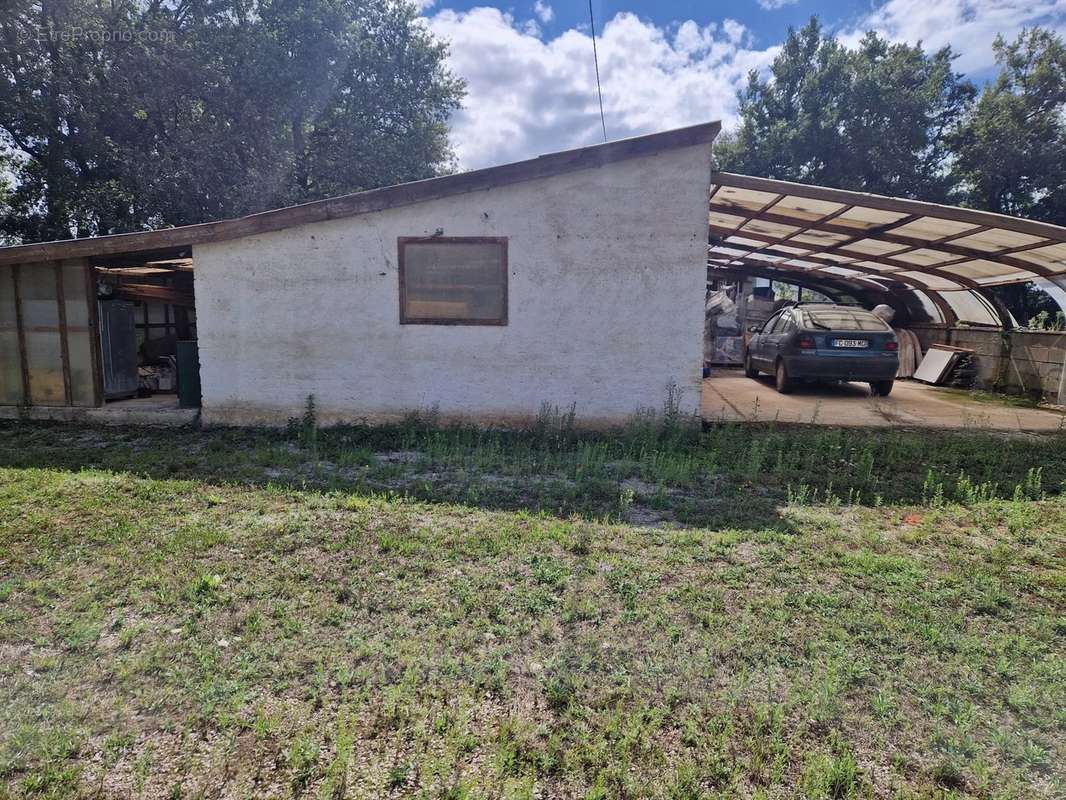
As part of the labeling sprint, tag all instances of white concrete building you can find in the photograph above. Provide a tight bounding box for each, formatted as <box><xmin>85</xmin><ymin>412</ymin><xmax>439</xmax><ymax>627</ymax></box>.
<box><xmin>5</xmin><ymin>119</ymin><xmax>1066</xmax><ymax>426</ymax></box>
<box><xmin>192</xmin><ymin>125</ymin><xmax>717</xmax><ymax>426</ymax></box>
<box><xmin>0</xmin><ymin>124</ymin><xmax>720</xmax><ymax>426</ymax></box>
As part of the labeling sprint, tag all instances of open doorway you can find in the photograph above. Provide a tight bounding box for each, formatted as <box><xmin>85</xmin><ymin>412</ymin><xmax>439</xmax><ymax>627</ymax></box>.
<box><xmin>0</xmin><ymin>249</ymin><xmax>200</xmax><ymax>424</ymax></box>
<box><xmin>91</xmin><ymin>250</ymin><xmax>200</xmax><ymax>417</ymax></box>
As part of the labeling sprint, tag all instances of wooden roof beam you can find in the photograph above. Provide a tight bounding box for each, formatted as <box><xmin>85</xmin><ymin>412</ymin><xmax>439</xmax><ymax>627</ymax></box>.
<box><xmin>710</xmin><ymin>224</ymin><xmax>987</xmax><ymax>290</ymax></box>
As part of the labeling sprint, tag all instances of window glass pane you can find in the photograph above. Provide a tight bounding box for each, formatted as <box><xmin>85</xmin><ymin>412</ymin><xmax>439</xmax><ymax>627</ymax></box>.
<box><xmin>940</xmin><ymin>291</ymin><xmax>1000</xmax><ymax>325</ymax></box>
<box><xmin>0</xmin><ymin>266</ymin><xmax>17</xmax><ymax>327</ymax></box>
<box><xmin>62</xmin><ymin>262</ymin><xmax>95</xmax><ymax>404</ymax></box>
<box><xmin>802</xmin><ymin>309</ymin><xmax>889</xmax><ymax>331</ymax></box>
<box><xmin>67</xmin><ymin>330</ymin><xmax>96</xmax><ymax>406</ymax></box>
<box><xmin>403</xmin><ymin>241</ymin><xmax>505</xmax><ymax>323</ymax></box>
<box><xmin>25</xmin><ymin>329</ymin><xmax>66</xmax><ymax>404</ymax></box>
<box><xmin>19</xmin><ymin>266</ymin><xmax>60</xmax><ymax>327</ymax></box>
<box><xmin>62</xmin><ymin>261</ymin><xmax>89</xmax><ymax>328</ymax></box>
<box><xmin>1</xmin><ymin>268</ymin><xmax>24</xmax><ymax>404</ymax></box>
<box><xmin>0</xmin><ymin>332</ymin><xmax>22</xmax><ymax>404</ymax></box>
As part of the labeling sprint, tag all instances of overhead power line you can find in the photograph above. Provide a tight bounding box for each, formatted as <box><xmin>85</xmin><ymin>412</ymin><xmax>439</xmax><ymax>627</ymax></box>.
<box><xmin>588</xmin><ymin>0</ymin><xmax>607</xmax><ymax>142</ymax></box>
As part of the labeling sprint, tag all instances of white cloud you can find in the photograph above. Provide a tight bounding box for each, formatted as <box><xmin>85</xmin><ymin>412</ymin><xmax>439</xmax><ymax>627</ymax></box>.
<box><xmin>533</xmin><ymin>1</ymin><xmax>554</xmax><ymax>25</ymax></box>
<box><xmin>844</xmin><ymin>0</ymin><xmax>1066</xmax><ymax>72</ymax></box>
<box><xmin>410</xmin><ymin>0</ymin><xmax>437</xmax><ymax>11</ymax></box>
<box><xmin>424</xmin><ymin>9</ymin><xmax>778</xmax><ymax>169</ymax></box>
<box><xmin>756</xmin><ymin>0</ymin><xmax>799</xmax><ymax>9</ymax></box>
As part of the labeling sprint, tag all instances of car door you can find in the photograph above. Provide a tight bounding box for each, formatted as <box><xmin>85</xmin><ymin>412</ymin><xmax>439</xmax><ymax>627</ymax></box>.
<box><xmin>752</xmin><ymin>311</ymin><xmax>784</xmax><ymax>369</ymax></box>
<box><xmin>766</xmin><ymin>310</ymin><xmax>795</xmax><ymax>363</ymax></box>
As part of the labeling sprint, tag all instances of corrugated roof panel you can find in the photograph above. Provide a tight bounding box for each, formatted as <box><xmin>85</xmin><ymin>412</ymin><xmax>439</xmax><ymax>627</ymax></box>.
<box><xmin>974</xmin><ymin>272</ymin><xmax>1039</xmax><ymax>285</ymax></box>
<box><xmin>790</xmin><ymin>230</ymin><xmax>853</xmax><ymax>246</ymax></box>
<box><xmin>820</xmin><ymin>266</ymin><xmax>865</xmax><ymax>277</ymax></box>
<box><xmin>939</xmin><ymin>259</ymin><xmax>1031</xmax><ymax>280</ymax></box>
<box><xmin>896</xmin><ymin>271</ymin><xmax>965</xmax><ymax>290</ymax></box>
<box><xmin>711</xmin><ymin>246</ymin><xmax>750</xmax><ymax>257</ymax></box>
<box><xmin>1012</xmin><ymin>244</ymin><xmax>1066</xmax><ymax>270</ymax></box>
<box><xmin>939</xmin><ymin>291</ymin><xmax>1000</xmax><ymax>325</ymax></box>
<box><xmin>780</xmin><ymin>258</ymin><xmax>824</xmax><ymax>270</ymax></box>
<box><xmin>712</xmin><ymin>185</ymin><xmax>781</xmax><ymax>211</ymax></box>
<box><xmin>891</xmin><ymin>218</ymin><xmax>978</xmax><ymax>240</ymax></box>
<box><xmin>841</xmin><ymin>238</ymin><xmax>909</xmax><ymax>256</ymax></box>
<box><xmin>709</xmin><ymin>172</ymin><xmax>1066</xmax><ymax>301</ymax></box>
<box><xmin>767</xmin><ymin>196</ymin><xmax>845</xmax><ymax>221</ymax></box>
<box><xmin>888</xmin><ymin>248</ymin><xmax>960</xmax><ymax>266</ymax></box>
<box><xmin>721</xmin><ymin>235</ymin><xmax>768</xmax><ymax>248</ymax></box>
<box><xmin>740</xmin><ymin>219</ymin><xmax>801</xmax><ymax>238</ymax></box>
<box><xmin>910</xmin><ymin>291</ymin><xmax>946</xmax><ymax>324</ymax></box>
<box><xmin>767</xmin><ymin>243</ymin><xmax>814</xmax><ymax>255</ymax></box>
<box><xmin>832</xmin><ymin>206</ymin><xmax>909</xmax><ymax>229</ymax></box>
<box><xmin>709</xmin><ymin>211</ymin><xmax>746</xmax><ymax>230</ymax></box>
<box><xmin>952</xmin><ymin>229</ymin><xmax>1046</xmax><ymax>252</ymax></box>
<box><xmin>751</xmin><ymin>252</ymin><xmax>788</xmax><ymax>263</ymax></box>
<box><xmin>852</xmin><ymin>260</ymin><xmax>902</xmax><ymax>273</ymax></box>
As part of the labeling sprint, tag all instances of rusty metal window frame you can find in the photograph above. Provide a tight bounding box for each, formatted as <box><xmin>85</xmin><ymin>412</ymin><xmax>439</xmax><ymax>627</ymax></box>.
<box><xmin>397</xmin><ymin>236</ymin><xmax>509</xmax><ymax>326</ymax></box>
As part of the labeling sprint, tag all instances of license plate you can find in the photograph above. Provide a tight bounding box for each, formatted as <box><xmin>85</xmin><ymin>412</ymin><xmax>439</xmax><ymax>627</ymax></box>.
<box><xmin>832</xmin><ymin>339</ymin><xmax>868</xmax><ymax>348</ymax></box>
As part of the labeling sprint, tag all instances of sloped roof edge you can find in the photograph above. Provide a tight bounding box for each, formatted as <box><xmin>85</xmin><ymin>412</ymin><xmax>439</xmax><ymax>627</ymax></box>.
<box><xmin>0</xmin><ymin>121</ymin><xmax>721</xmax><ymax>267</ymax></box>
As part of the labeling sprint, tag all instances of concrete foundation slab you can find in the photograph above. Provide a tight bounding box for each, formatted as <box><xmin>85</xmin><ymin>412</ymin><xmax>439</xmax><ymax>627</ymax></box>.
<box><xmin>702</xmin><ymin>371</ymin><xmax>1066</xmax><ymax>432</ymax></box>
<box><xmin>0</xmin><ymin>396</ymin><xmax>199</xmax><ymax>427</ymax></box>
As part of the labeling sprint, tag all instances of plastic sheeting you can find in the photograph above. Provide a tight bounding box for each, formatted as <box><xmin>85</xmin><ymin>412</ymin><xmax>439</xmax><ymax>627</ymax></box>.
<box><xmin>894</xmin><ymin>328</ymin><xmax>922</xmax><ymax>378</ymax></box>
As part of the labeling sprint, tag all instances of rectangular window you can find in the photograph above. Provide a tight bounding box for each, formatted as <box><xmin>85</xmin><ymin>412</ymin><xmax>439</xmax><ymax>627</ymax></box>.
<box><xmin>801</xmin><ymin>309</ymin><xmax>890</xmax><ymax>332</ymax></box>
<box><xmin>398</xmin><ymin>237</ymin><xmax>508</xmax><ymax>325</ymax></box>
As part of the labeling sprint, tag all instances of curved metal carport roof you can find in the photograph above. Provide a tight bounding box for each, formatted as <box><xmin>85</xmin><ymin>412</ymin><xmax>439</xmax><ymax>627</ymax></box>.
<box><xmin>708</xmin><ymin>172</ymin><xmax>1066</xmax><ymax>327</ymax></box>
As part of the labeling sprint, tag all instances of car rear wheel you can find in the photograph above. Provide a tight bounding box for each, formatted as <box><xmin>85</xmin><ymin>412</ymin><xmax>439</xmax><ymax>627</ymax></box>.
<box><xmin>775</xmin><ymin>360</ymin><xmax>793</xmax><ymax>394</ymax></box>
<box><xmin>870</xmin><ymin>379</ymin><xmax>894</xmax><ymax>397</ymax></box>
<box><xmin>744</xmin><ymin>354</ymin><xmax>759</xmax><ymax>378</ymax></box>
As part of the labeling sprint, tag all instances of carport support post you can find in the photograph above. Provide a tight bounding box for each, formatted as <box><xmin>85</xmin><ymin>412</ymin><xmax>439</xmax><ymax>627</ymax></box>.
<box><xmin>1058</xmin><ymin>344</ymin><xmax>1066</xmax><ymax>406</ymax></box>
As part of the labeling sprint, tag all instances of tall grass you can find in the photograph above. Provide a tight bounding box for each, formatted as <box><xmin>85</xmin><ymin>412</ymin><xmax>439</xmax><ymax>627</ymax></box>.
<box><xmin>303</xmin><ymin>398</ymin><xmax>1065</xmax><ymax>507</ymax></box>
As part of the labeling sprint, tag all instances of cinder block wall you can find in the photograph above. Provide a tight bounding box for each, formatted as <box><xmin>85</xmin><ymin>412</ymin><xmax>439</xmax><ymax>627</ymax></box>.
<box><xmin>192</xmin><ymin>142</ymin><xmax>713</xmax><ymax>427</ymax></box>
<box><xmin>910</xmin><ymin>326</ymin><xmax>1066</xmax><ymax>400</ymax></box>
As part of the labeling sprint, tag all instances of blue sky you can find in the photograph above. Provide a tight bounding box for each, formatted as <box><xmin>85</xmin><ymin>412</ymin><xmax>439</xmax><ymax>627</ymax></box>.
<box><xmin>416</xmin><ymin>1</ymin><xmax>1066</xmax><ymax>169</ymax></box>
<box><xmin>438</xmin><ymin>0</ymin><xmax>864</xmax><ymax>50</ymax></box>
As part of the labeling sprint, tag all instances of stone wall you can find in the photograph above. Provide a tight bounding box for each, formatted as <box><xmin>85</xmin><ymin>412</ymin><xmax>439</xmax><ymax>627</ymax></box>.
<box><xmin>910</xmin><ymin>326</ymin><xmax>1066</xmax><ymax>402</ymax></box>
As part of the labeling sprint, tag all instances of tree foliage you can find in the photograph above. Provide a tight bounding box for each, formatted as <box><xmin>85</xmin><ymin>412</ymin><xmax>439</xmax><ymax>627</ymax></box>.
<box><xmin>715</xmin><ymin>19</ymin><xmax>975</xmax><ymax>202</ymax></box>
<box><xmin>0</xmin><ymin>0</ymin><xmax>464</xmax><ymax>243</ymax></box>
<box><xmin>715</xmin><ymin>20</ymin><xmax>1066</xmax><ymax>321</ymax></box>
<box><xmin>951</xmin><ymin>29</ymin><xmax>1066</xmax><ymax>223</ymax></box>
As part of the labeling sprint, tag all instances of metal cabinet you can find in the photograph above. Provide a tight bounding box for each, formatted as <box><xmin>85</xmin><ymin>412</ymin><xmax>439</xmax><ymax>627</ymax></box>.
<box><xmin>98</xmin><ymin>299</ymin><xmax>138</xmax><ymax>400</ymax></box>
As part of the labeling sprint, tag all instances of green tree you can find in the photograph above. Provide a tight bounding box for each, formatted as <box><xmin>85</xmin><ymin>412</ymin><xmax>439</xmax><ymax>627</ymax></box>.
<box><xmin>0</xmin><ymin>0</ymin><xmax>464</xmax><ymax>243</ymax></box>
<box><xmin>716</xmin><ymin>18</ymin><xmax>975</xmax><ymax>202</ymax></box>
<box><xmin>952</xmin><ymin>28</ymin><xmax>1066</xmax><ymax>222</ymax></box>
<box><xmin>259</xmin><ymin>0</ymin><xmax>463</xmax><ymax>202</ymax></box>
<box><xmin>952</xmin><ymin>29</ymin><xmax>1066</xmax><ymax>323</ymax></box>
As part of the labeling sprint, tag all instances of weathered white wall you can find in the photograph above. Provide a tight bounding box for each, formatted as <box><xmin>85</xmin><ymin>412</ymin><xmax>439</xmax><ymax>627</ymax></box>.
<box><xmin>193</xmin><ymin>142</ymin><xmax>712</xmax><ymax>427</ymax></box>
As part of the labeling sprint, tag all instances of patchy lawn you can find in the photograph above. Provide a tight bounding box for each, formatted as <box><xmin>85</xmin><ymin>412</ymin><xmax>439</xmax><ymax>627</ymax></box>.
<box><xmin>0</xmin><ymin>417</ymin><xmax>1063</xmax><ymax>799</ymax></box>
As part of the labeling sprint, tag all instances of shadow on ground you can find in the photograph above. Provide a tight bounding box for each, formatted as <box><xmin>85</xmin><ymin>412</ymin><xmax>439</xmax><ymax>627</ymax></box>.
<box><xmin>3</xmin><ymin>415</ymin><xmax>1064</xmax><ymax>532</ymax></box>
<box><xmin>0</xmin><ymin>421</ymin><xmax>803</xmax><ymax>533</ymax></box>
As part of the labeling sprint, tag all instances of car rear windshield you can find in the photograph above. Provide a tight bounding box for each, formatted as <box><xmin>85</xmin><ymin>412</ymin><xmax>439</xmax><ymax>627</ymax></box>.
<box><xmin>800</xmin><ymin>309</ymin><xmax>890</xmax><ymax>332</ymax></box>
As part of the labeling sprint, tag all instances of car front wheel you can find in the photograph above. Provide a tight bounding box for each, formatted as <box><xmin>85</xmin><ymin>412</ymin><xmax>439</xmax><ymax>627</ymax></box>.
<box><xmin>870</xmin><ymin>379</ymin><xmax>894</xmax><ymax>397</ymax></box>
<box><xmin>775</xmin><ymin>361</ymin><xmax>793</xmax><ymax>394</ymax></box>
<box><xmin>744</xmin><ymin>354</ymin><xmax>759</xmax><ymax>378</ymax></box>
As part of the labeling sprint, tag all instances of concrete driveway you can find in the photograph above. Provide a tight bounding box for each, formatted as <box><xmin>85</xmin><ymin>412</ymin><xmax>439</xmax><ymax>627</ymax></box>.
<box><xmin>702</xmin><ymin>370</ymin><xmax>1066</xmax><ymax>432</ymax></box>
